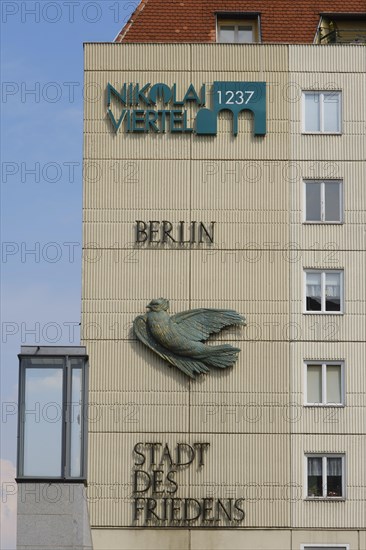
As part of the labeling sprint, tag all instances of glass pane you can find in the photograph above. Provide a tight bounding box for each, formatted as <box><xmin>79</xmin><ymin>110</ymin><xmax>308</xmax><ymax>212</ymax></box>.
<box><xmin>70</xmin><ymin>368</ymin><xmax>82</xmax><ymax>477</ymax></box>
<box><xmin>327</xmin><ymin>457</ymin><xmax>342</xmax><ymax>497</ymax></box>
<box><xmin>306</xmin><ymin>181</ymin><xmax>321</xmax><ymax>221</ymax></box>
<box><xmin>325</xmin><ymin>272</ymin><xmax>341</xmax><ymax>311</ymax></box>
<box><xmin>219</xmin><ymin>26</ymin><xmax>235</xmax><ymax>43</ymax></box>
<box><xmin>238</xmin><ymin>26</ymin><xmax>253</xmax><ymax>43</ymax></box>
<box><xmin>323</xmin><ymin>92</ymin><xmax>340</xmax><ymax>132</ymax></box>
<box><xmin>306</xmin><ymin>272</ymin><xmax>322</xmax><ymax>311</ymax></box>
<box><xmin>307</xmin><ymin>365</ymin><xmax>322</xmax><ymax>403</ymax></box>
<box><xmin>304</xmin><ymin>93</ymin><xmax>320</xmax><ymax>132</ymax></box>
<box><xmin>23</xmin><ymin>366</ymin><xmax>63</xmax><ymax>476</ymax></box>
<box><xmin>324</xmin><ymin>181</ymin><xmax>341</xmax><ymax>221</ymax></box>
<box><xmin>326</xmin><ymin>364</ymin><xmax>342</xmax><ymax>403</ymax></box>
<box><xmin>308</xmin><ymin>457</ymin><xmax>323</xmax><ymax>496</ymax></box>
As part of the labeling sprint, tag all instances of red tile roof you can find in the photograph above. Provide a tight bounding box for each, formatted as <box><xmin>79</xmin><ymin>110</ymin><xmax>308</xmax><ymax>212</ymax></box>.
<box><xmin>115</xmin><ymin>0</ymin><xmax>366</xmax><ymax>43</ymax></box>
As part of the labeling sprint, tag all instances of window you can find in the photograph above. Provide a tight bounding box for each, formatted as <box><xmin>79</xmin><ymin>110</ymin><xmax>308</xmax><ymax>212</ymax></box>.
<box><xmin>315</xmin><ymin>13</ymin><xmax>366</xmax><ymax>44</ymax></box>
<box><xmin>304</xmin><ymin>180</ymin><xmax>343</xmax><ymax>223</ymax></box>
<box><xmin>306</xmin><ymin>455</ymin><xmax>345</xmax><ymax>499</ymax></box>
<box><xmin>217</xmin><ymin>15</ymin><xmax>260</xmax><ymax>43</ymax></box>
<box><xmin>303</xmin><ymin>91</ymin><xmax>342</xmax><ymax>133</ymax></box>
<box><xmin>17</xmin><ymin>348</ymin><xmax>88</xmax><ymax>480</ymax></box>
<box><xmin>305</xmin><ymin>270</ymin><xmax>343</xmax><ymax>313</ymax></box>
<box><xmin>305</xmin><ymin>362</ymin><xmax>344</xmax><ymax>405</ymax></box>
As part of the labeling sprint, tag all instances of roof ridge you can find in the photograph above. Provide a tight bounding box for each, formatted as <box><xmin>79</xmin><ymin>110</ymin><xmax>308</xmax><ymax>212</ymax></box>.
<box><xmin>114</xmin><ymin>0</ymin><xmax>150</xmax><ymax>43</ymax></box>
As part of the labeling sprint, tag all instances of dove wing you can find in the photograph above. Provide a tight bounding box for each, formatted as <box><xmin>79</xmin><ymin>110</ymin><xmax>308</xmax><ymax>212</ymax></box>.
<box><xmin>133</xmin><ymin>314</ymin><xmax>210</xmax><ymax>378</ymax></box>
<box><xmin>171</xmin><ymin>308</ymin><xmax>245</xmax><ymax>342</ymax></box>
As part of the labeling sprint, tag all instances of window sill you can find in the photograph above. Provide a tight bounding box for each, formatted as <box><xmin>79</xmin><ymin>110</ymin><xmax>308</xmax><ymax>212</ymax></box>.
<box><xmin>302</xmin><ymin>132</ymin><xmax>342</xmax><ymax>135</ymax></box>
<box><xmin>304</xmin><ymin>311</ymin><xmax>344</xmax><ymax>315</ymax></box>
<box><xmin>16</xmin><ymin>477</ymin><xmax>87</xmax><ymax>484</ymax></box>
<box><xmin>303</xmin><ymin>221</ymin><xmax>344</xmax><ymax>225</ymax></box>
<box><xmin>304</xmin><ymin>403</ymin><xmax>345</xmax><ymax>408</ymax></box>
<box><xmin>305</xmin><ymin>497</ymin><xmax>345</xmax><ymax>501</ymax></box>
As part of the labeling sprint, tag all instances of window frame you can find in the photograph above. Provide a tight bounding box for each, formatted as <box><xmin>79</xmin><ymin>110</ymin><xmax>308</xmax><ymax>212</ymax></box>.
<box><xmin>302</xmin><ymin>91</ymin><xmax>342</xmax><ymax>134</ymax></box>
<box><xmin>17</xmin><ymin>350</ymin><xmax>89</xmax><ymax>482</ymax></box>
<box><xmin>304</xmin><ymin>269</ymin><xmax>344</xmax><ymax>314</ymax></box>
<box><xmin>216</xmin><ymin>13</ymin><xmax>261</xmax><ymax>44</ymax></box>
<box><xmin>304</xmin><ymin>360</ymin><xmax>345</xmax><ymax>406</ymax></box>
<box><xmin>304</xmin><ymin>453</ymin><xmax>346</xmax><ymax>500</ymax></box>
<box><xmin>303</xmin><ymin>179</ymin><xmax>343</xmax><ymax>224</ymax></box>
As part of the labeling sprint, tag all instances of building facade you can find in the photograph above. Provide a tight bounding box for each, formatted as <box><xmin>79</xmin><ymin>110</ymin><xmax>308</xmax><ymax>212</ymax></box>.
<box><xmin>17</xmin><ymin>3</ymin><xmax>365</xmax><ymax>550</ymax></box>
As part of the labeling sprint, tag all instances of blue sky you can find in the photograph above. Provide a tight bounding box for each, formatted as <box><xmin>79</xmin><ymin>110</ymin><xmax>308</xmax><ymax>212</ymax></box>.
<box><xmin>0</xmin><ymin>2</ymin><xmax>138</xmax><ymax>547</ymax></box>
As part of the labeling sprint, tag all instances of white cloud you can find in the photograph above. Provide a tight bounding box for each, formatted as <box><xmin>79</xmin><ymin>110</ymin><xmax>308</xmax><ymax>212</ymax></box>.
<box><xmin>0</xmin><ymin>459</ymin><xmax>17</xmax><ymax>550</ymax></box>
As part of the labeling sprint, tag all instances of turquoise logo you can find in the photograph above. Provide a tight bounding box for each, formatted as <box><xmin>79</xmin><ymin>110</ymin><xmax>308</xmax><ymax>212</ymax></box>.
<box><xmin>107</xmin><ymin>81</ymin><xmax>266</xmax><ymax>136</ymax></box>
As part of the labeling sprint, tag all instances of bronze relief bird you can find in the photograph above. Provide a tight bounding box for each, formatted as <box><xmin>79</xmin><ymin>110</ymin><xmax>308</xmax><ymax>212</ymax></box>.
<box><xmin>133</xmin><ymin>298</ymin><xmax>246</xmax><ymax>378</ymax></box>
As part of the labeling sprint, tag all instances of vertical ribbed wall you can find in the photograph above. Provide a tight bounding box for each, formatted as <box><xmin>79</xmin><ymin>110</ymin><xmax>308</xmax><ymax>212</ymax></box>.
<box><xmin>82</xmin><ymin>43</ymin><xmax>366</xmax><ymax>539</ymax></box>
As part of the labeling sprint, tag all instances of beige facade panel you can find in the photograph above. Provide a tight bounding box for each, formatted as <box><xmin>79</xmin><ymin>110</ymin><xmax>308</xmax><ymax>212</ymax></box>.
<box><xmin>289</xmin><ymin>135</ymin><xmax>364</xmax><ymax>162</ymax></box>
<box><xmin>91</xmin><ymin>528</ymin><xmax>366</xmax><ymax>550</ymax></box>
<box><xmin>87</xmin><ymin>433</ymin><xmax>290</xmax><ymax>528</ymax></box>
<box><xmin>190</xmin><ymin>159</ymin><xmax>289</xmax><ymax>212</ymax></box>
<box><xmin>84</xmin><ymin>72</ymin><xmax>196</xmax><ymax>122</ymax></box>
<box><xmin>191</xmin><ymin>44</ymin><xmax>289</xmax><ymax>73</ymax></box>
<box><xmin>84</xmin><ymin>132</ymin><xmax>192</xmax><ymax>161</ymax></box>
<box><xmin>290</xmin><ymin>225</ymin><xmax>366</xmax><ymax>254</ymax></box>
<box><xmin>288</xmin><ymin>73</ymin><xmax>366</xmax><ymax>114</ymax></box>
<box><xmin>191</xmin><ymin>530</ymin><xmax>291</xmax><ymax>550</ymax></box>
<box><xmin>291</xmin><ymin>406</ymin><xmax>365</xmax><ymax>435</ymax></box>
<box><xmin>191</xmin><ymin>131</ymin><xmax>289</xmax><ymax>161</ymax></box>
<box><xmin>83</xmin><ymin>158</ymin><xmax>291</xmax><ymax>216</ymax></box>
<box><xmin>287</xmin><ymin>314</ymin><xmax>366</xmax><ymax>344</ymax></box>
<box><xmin>81</xmin><ymin>310</ymin><xmax>288</xmax><ymax>342</ymax></box>
<box><xmin>290</xmin><ymin>342</ymin><xmax>366</xmax><ymax>396</ymax></box>
<box><xmin>360</xmin><ymin>530</ymin><xmax>366</xmax><ymax>550</ymax></box>
<box><xmin>82</xmin><ymin>249</ymin><xmax>190</xmax><ymax>300</ymax></box>
<box><xmin>83</xmin><ymin>220</ymin><xmax>288</xmax><ymax>254</ymax></box>
<box><xmin>88</xmin><ymin>389</ymin><xmax>189</xmax><ymax>434</ymax></box>
<box><xmin>290</xmin><ymin>343</ymin><xmax>366</xmax><ymax>434</ymax></box>
<box><xmin>289</xmin><ymin>44</ymin><xmax>366</xmax><ymax>73</ymax></box>
<box><xmin>91</xmin><ymin>529</ymin><xmax>190</xmax><ymax>550</ymax></box>
<box><xmin>289</xmin><ymin>161</ymin><xmax>366</xmax><ymax>251</ymax></box>
<box><xmin>190</xmin><ymin>393</ymin><xmax>291</xmax><ymax>434</ymax></box>
<box><xmin>83</xmin><ymin>160</ymin><xmax>190</xmax><ymax>210</ymax></box>
<box><xmin>84</xmin><ymin>43</ymin><xmax>192</xmax><ymax>72</ymax></box>
<box><xmin>189</xmin><ymin>342</ymin><xmax>289</xmax><ymax>397</ymax></box>
<box><xmin>191</xmin><ymin>250</ymin><xmax>289</xmax><ymax>303</ymax></box>
<box><xmin>292</xmin><ymin>530</ymin><xmax>361</xmax><ymax>549</ymax></box>
<box><xmin>291</xmin><ymin>434</ymin><xmax>366</xmax><ymax>528</ymax></box>
<box><xmin>84</xmin><ymin>341</ymin><xmax>192</xmax><ymax>392</ymax></box>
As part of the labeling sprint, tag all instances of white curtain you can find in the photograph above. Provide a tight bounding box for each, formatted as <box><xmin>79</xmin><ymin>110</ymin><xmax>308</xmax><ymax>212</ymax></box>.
<box><xmin>327</xmin><ymin>457</ymin><xmax>342</xmax><ymax>476</ymax></box>
<box><xmin>308</xmin><ymin>457</ymin><xmax>322</xmax><ymax>475</ymax></box>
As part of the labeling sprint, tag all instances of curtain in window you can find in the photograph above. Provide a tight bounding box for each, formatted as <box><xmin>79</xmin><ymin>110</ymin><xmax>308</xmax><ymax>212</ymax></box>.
<box><xmin>326</xmin><ymin>365</ymin><xmax>342</xmax><ymax>403</ymax></box>
<box><xmin>327</xmin><ymin>457</ymin><xmax>342</xmax><ymax>475</ymax></box>
<box><xmin>308</xmin><ymin>457</ymin><xmax>322</xmax><ymax>475</ymax></box>
<box><xmin>306</xmin><ymin>273</ymin><xmax>321</xmax><ymax>295</ymax></box>
<box><xmin>307</xmin><ymin>365</ymin><xmax>322</xmax><ymax>403</ymax></box>
<box><xmin>325</xmin><ymin>272</ymin><xmax>340</xmax><ymax>297</ymax></box>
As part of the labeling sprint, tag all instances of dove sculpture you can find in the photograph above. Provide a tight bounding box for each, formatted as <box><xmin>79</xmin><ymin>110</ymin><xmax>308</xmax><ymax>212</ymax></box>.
<box><xmin>133</xmin><ymin>298</ymin><xmax>246</xmax><ymax>378</ymax></box>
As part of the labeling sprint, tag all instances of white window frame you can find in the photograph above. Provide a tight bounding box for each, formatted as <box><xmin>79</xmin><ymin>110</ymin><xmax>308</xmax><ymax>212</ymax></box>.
<box><xmin>303</xmin><ymin>179</ymin><xmax>343</xmax><ymax>224</ymax></box>
<box><xmin>216</xmin><ymin>14</ymin><xmax>261</xmax><ymax>44</ymax></box>
<box><xmin>304</xmin><ymin>269</ymin><xmax>344</xmax><ymax>314</ymax></box>
<box><xmin>218</xmin><ymin>23</ymin><xmax>254</xmax><ymax>43</ymax></box>
<box><xmin>302</xmin><ymin>91</ymin><xmax>342</xmax><ymax>134</ymax></box>
<box><xmin>304</xmin><ymin>454</ymin><xmax>346</xmax><ymax>500</ymax></box>
<box><xmin>304</xmin><ymin>361</ymin><xmax>345</xmax><ymax>406</ymax></box>
<box><xmin>300</xmin><ymin>545</ymin><xmax>350</xmax><ymax>550</ymax></box>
